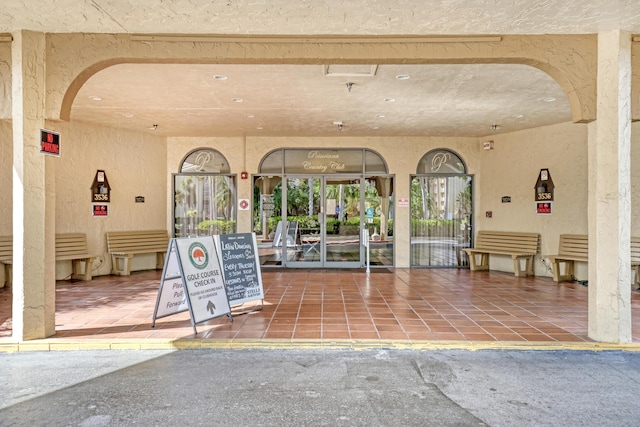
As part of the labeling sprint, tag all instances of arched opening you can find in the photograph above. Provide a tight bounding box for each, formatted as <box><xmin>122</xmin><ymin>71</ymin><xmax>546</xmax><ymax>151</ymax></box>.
<box><xmin>411</xmin><ymin>149</ymin><xmax>472</xmax><ymax>267</ymax></box>
<box><xmin>173</xmin><ymin>148</ymin><xmax>236</xmax><ymax>237</ymax></box>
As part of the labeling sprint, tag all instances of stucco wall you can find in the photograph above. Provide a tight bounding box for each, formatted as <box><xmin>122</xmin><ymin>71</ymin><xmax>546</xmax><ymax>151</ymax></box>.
<box><xmin>168</xmin><ymin>122</ymin><xmax>634</xmax><ymax>277</ymax></box>
<box><xmin>167</xmin><ymin>135</ymin><xmax>481</xmax><ymax>267</ymax></box>
<box><xmin>0</xmin><ymin>120</ymin><xmax>11</xmax><ymax>236</ymax></box>
<box><xmin>0</xmin><ymin>41</ymin><xmax>10</xmax><ymax>119</ymax></box>
<box><xmin>4</xmin><ymin>118</ymin><xmax>637</xmax><ymax>281</ymax></box>
<box><xmin>52</xmin><ymin>120</ymin><xmax>167</xmax><ymax>278</ymax></box>
<box><xmin>476</xmin><ymin>121</ymin><xmax>590</xmax><ymax>276</ymax></box>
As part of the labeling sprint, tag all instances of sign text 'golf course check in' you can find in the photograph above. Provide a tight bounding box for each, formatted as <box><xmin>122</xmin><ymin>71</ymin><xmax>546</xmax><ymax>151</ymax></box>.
<box><xmin>152</xmin><ymin>233</ymin><xmax>265</xmax><ymax>334</ymax></box>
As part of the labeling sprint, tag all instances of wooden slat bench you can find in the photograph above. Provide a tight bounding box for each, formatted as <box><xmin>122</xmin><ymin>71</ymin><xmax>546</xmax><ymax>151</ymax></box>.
<box><xmin>546</xmin><ymin>234</ymin><xmax>588</xmax><ymax>282</ymax></box>
<box><xmin>0</xmin><ymin>233</ymin><xmax>97</xmax><ymax>286</ymax></box>
<box><xmin>106</xmin><ymin>230</ymin><xmax>170</xmax><ymax>276</ymax></box>
<box><xmin>0</xmin><ymin>235</ymin><xmax>12</xmax><ymax>287</ymax></box>
<box><xmin>463</xmin><ymin>231</ymin><xmax>540</xmax><ymax>276</ymax></box>
<box><xmin>55</xmin><ymin>233</ymin><xmax>98</xmax><ymax>281</ymax></box>
<box><xmin>631</xmin><ymin>238</ymin><xmax>640</xmax><ymax>290</ymax></box>
<box><xmin>548</xmin><ymin>234</ymin><xmax>640</xmax><ymax>289</ymax></box>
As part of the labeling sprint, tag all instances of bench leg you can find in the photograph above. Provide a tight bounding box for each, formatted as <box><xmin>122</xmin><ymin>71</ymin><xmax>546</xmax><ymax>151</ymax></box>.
<box><xmin>71</xmin><ymin>257</ymin><xmax>95</xmax><ymax>281</ymax></box>
<box><xmin>155</xmin><ymin>252</ymin><xmax>166</xmax><ymax>270</ymax></box>
<box><xmin>513</xmin><ymin>255</ymin><xmax>535</xmax><ymax>277</ymax></box>
<box><xmin>467</xmin><ymin>252</ymin><xmax>489</xmax><ymax>271</ymax></box>
<box><xmin>111</xmin><ymin>254</ymin><xmax>134</xmax><ymax>276</ymax></box>
<box><xmin>2</xmin><ymin>263</ymin><xmax>11</xmax><ymax>288</ymax></box>
<box><xmin>551</xmin><ymin>260</ymin><xmax>574</xmax><ymax>282</ymax></box>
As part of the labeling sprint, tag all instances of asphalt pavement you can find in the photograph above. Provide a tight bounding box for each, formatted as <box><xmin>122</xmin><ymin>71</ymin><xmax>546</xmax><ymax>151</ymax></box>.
<box><xmin>1</xmin><ymin>349</ymin><xmax>640</xmax><ymax>426</ymax></box>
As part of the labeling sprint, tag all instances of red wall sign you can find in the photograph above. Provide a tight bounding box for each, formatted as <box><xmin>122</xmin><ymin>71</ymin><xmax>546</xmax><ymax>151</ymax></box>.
<box><xmin>536</xmin><ymin>202</ymin><xmax>551</xmax><ymax>214</ymax></box>
<box><xmin>40</xmin><ymin>129</ymin><xmax>60</xmax><ymax>156</ymax></box>
<box><xmin>93</xmin><ymin>205</ymin><xmax>108</xmax><ymax>216</ymax></box>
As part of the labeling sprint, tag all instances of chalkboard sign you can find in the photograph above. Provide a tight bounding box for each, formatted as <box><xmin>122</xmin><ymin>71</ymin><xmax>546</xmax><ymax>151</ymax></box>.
<box><xmin>215</xmin><ymin>233</ymin><xmax>265</xmax><ymax>306</ymax></box>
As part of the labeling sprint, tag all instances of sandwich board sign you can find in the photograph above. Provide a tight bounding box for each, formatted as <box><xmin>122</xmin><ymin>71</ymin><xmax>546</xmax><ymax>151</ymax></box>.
<box><xmin>152</xmin><ymin>236</ymin><xmax>231</xmax><ymax>334</ymax></box>
<box><xmin>214</xmin><ymin>233</ymin><xmax>265</xmax><ymax>307</ymax></box>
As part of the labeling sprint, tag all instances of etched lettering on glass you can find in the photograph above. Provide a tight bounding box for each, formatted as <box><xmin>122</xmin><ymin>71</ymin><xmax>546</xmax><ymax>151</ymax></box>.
<box><xmin>431</xmin><ymin>152</ymin><xmax>451</xmax><ymax>172</ymax></box>
<box><xmin>194</xmin><ymin>151</ymin><xmax>213</xmax><ymax>172</ymax></box>
<box><xmin>308</xmin><ymin>150</ymin><xmax>340</xmax><ymax>159</ymax></box>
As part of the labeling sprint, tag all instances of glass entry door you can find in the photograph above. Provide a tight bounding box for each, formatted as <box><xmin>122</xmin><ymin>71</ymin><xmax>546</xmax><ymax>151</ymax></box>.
<box><xmin>323</xmin><ymin>177</ymin><xmax>363</xmax><ymax>268</ymax></box>
<box><xmin>282</xmin><ymin>176</ymin><xmax>364</xmax><ymax>268</ymax></box>
<box><xmin>283</xmin><ymin>177</ymin><xmax>323</xmax><ymax>267</ymax></box>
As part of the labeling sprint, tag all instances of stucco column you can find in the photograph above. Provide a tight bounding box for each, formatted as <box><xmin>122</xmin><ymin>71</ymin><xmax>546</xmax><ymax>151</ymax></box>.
<box><xmin>587</xmin><ymin>30</ymin><xmax>632</xmax><ymax>343</ymax></box>
<box><xmin>12</xmin><ymin>30</ymin><xmax>56</xmax><ymax>340</ymax></box>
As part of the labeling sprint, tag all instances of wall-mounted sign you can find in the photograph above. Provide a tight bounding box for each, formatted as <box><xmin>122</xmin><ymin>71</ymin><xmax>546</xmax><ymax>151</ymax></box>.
<box><xmin>92</xmin><ymin>204</ymin><xmax>108</xmax><ymax>216</ymax></box>
<box><xmin>534</xmin><ymin>168</ymin><xmax>554</xmax><ymax>201</ymax></box>
<box><xmin>91</xmin><ymin>170</ymin><xmax>111</xmax><ymax>203</ymax></box>
<box><xmin>501</xmin><ymin>196</ymin><xmax>511</xmax><ymax>203</ymax></box>
<box><xmin>135</xmin><ymin>196</ymin><xmax>145</xmax><ymax>203</ymax></box>
<box><xmin>40</xmin><ymin>129</ymin><xmax>60</xmax><ymax>156</ymax></box>
<box><xmin>397</xmin><ymin>198</ymin><xmax>409</xmax><ymax>207</ymax></box>
<box><xmin>536</xmin><ymin>202</ymin><xmax>552</xmax><ymax>214</ymax></box>
<box><xmin>238</xmin><ymin>199</ymin><xmax>250</xmax><ymax>210</ymax></box>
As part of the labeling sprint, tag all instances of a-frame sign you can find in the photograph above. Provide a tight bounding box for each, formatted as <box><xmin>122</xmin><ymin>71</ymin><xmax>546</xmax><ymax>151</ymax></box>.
<box><xmin>214</xmin><ymin>233</ymin><xmax>265</xmax><ymax>309</ymax></box>
<box><xmin>152</xmin><ymin>236</ymin><xmax>232</xmax><ymax>334</ymax></box>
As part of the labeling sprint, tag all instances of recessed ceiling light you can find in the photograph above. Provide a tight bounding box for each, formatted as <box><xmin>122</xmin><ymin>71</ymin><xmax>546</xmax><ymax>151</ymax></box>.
<box><xmin>371</xmin><ymin>126</ymin><xmax>380</xmax><ymax>130</ymax></box>
<box><xmin>542</xmin><ymin>97</ymin><xmax>556</xmax><ymax>102</ymax></box>
<box><xmin>232</xmin><ymin>98</ymin><xmax>243</xmax><ymax>103</ymax></box>
<box><xmin>384</xmin><ymin>98</ymin><xmax>395</xmax><ymax>102</ymax></box>
<box><xmin>376</xmin><ymin>114</ymin><xmax>385</xmax><ymax>118</ymax></box>
<box><xmin>213</xmin><ymin>75</ymin><xmax>228</xmax><ymax>80</ymax></box>
<box><xmin>396</xmin><ymin>74</ymin><xmax>410</xmax><ymax>80</ymax></box>
<box><xmin>256</xmin><ymin>126</ymin><xmax>264</xmax><ymax>130</ymax></box>
<box><xmin>88</xmin><ymin>95</ymin><xmax>102</xmax><ymax>101</ymax></box>
<box><xmin>512</xmin><ymin>114</ymin><xmax>524</xmax><ymax>119</ymax></box>
<box><xmin>123</xmin><ymin>113</ymin><xmax>134</xmax><ymax>118</ymax></box>
<box><xmin>246</xmin><ymin>114</ymin><xmax>255</xmax><ymax>118</ymax></box>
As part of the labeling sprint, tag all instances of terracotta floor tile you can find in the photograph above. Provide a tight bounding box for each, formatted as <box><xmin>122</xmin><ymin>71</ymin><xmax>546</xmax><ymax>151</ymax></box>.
<box><xmin>264</xmin><ymin>330</ymin><xmax>293</xmax><ymax>339</ymax></box>
<box><xmin>461</xmin><ymin>333</ymin><xmax>496</xmax><ymax>341</ymax></box>
<box><xmin>406</xmin><ymin>331</ymin><xmax>438</xmax><ymax>340</ymax></box>
<box><xmin>350</xmin><ymin>331</ymin><xmax>381</xmax><ymax>339</ymax></box>
<box><xmin>435</xmin><ymin>332</ymin><xmax>467</xmax><ymax>340</ymax></box>
<box><xmin>322</xmin><ymin>331</ymin><xmax>350</xmax><ymax>339</ymax></box>
<box><xmin>294</xmin><ymin>330</ymin><xmax>321</xmax><ymax>339</ymax></box>
<box><xmin>3</xmin><ymin>268</ymin><xmax>640</xmax><ymax>343</ymax></box>
<box><xmin>378</xmin><ymin>331</ymin><xmax>409</xmax><ymax>339</ymax></box>
<box><xmin>348</xmin><ymin>323</ymin><xmax>376</xmax><ymax>332</ymax></box>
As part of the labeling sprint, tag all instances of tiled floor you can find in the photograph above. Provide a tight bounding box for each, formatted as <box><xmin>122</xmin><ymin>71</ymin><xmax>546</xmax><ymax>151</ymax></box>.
<box><xmin>2</xmin><ymin>268</ymin><xmax>640</xmax><ymax>343</ymax></box>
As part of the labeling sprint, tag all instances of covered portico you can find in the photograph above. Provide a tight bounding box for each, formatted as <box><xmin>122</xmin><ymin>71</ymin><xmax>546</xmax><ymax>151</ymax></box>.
<box><xmin>1</xmin><ymin>3</ymin><xmax>639</xmax><ymax>344</ymax></box>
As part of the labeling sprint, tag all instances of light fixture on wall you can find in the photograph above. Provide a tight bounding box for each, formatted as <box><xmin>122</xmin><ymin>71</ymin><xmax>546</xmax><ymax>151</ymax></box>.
<box><xmin>491</xmin><ymin>123</ymin><xmax>499</xmax><ymax>131</ymax></box>
<box><xmin>483</xmin><ymin>141</ymin><xmax>494</xmax><ymax>150</ymax></box>
<box><xmin>334</xmin><ymin>121</ymin><xmax>344</xmax><ymax>131</ymax></box>
<box><xmin>346</xmin><ymin>82</ymin><xmax>354</xmax><ymax>92</ymax></box>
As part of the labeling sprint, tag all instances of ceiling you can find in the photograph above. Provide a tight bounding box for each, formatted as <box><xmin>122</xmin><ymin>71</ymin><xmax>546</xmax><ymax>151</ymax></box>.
<box><xmin>3</xmin><ymin>1</ymin><xmax>640</xmax><ymax>138</ymax></box>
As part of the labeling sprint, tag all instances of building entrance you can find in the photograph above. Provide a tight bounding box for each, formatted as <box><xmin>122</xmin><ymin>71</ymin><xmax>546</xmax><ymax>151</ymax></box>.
<box><xmin>253</xmin><ymin>149</ymin><xmax>394</xmax><ymax>269</ymax></box>
<box><xmin>281</xmin><ymin>176</ymin><xmax>363</xmax><ymax>268</ymax></box>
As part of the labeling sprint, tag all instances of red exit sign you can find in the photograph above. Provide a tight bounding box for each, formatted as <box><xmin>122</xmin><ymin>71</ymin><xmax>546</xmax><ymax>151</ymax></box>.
<box><xmin>40</xmin><ymin>129</ymin><xmax>60</xmax><ymax>156</ymax></box>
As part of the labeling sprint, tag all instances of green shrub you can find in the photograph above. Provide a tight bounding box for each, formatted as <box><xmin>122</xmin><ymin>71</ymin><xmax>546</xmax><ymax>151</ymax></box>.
<box><xmin>197</xmin><ymin>219</ymin><xmax>237</xmax><ymax>234</ymax></box>
<box><xmin>411</xmin><ymin>219</ymin><xmax>461</xmax><ymax>237</ymax></box>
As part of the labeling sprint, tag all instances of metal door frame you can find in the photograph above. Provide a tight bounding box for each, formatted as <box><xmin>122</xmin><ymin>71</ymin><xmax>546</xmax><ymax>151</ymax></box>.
<box><xmin>282</xmin><ymin>175</ymin><xmax>365</xmax><ymax>268</ymax></box>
